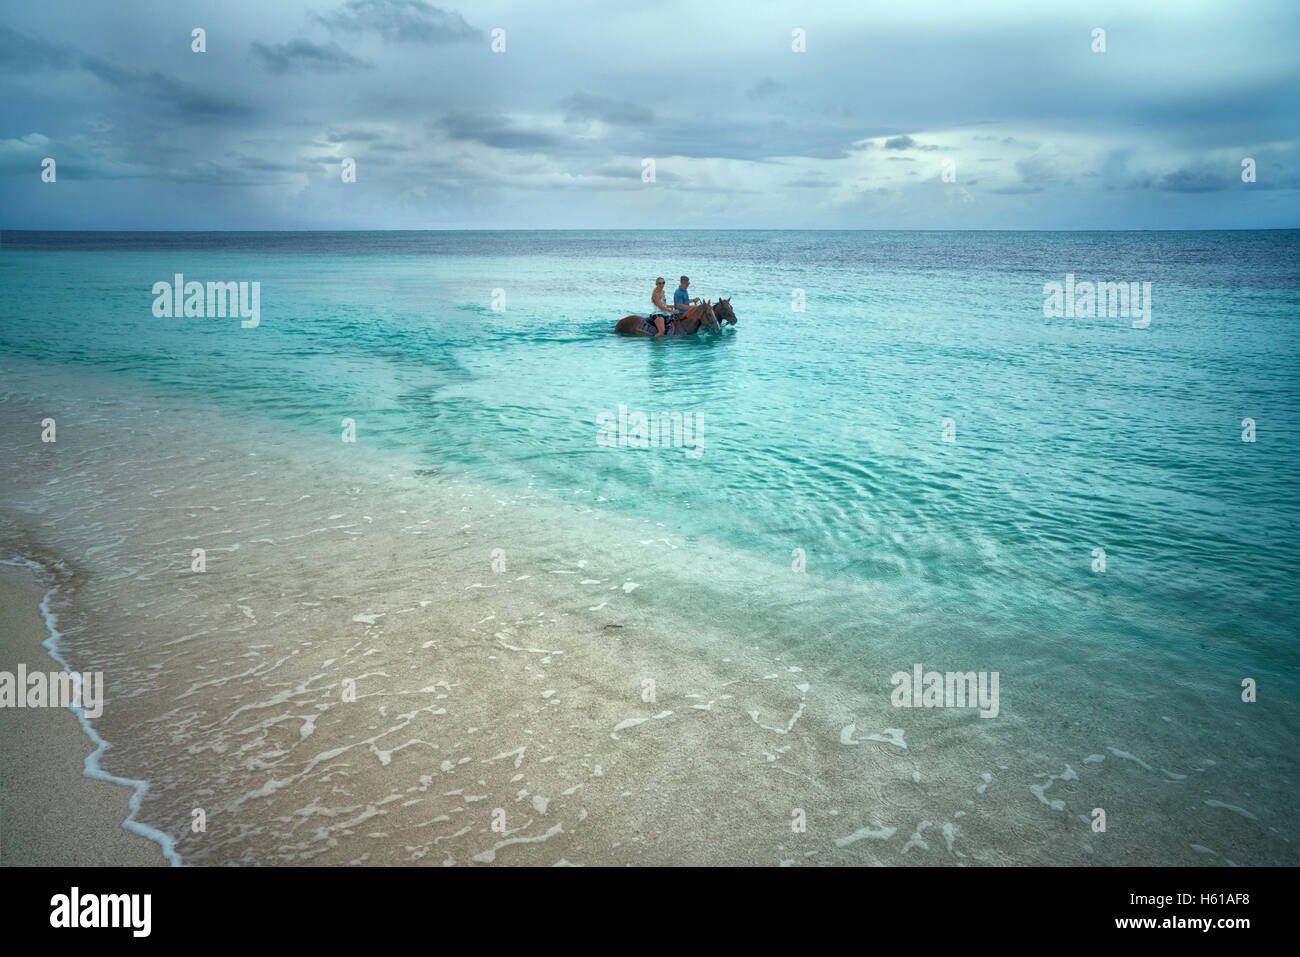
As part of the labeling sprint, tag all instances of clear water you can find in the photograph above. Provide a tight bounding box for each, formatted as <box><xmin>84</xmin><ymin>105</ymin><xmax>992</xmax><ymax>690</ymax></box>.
<box><xmin>4</xmin><ymin>230</ymin><xmax>1298</xmax><ymax>676</ymax></box>
<box><xmin>2</xmin><ymin>230</ymin><xmax>1297</xmax><ymax>863</ymax></box>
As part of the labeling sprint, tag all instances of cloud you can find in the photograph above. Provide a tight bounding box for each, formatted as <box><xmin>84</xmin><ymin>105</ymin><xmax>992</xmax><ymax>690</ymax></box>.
<box><xmin>0</xmin><ymin>132</ymin><xmax>138</xmax><ymax>180</ymax></box>
<box><xmin>0</xmin><ymin>26</ymin><xmax>71</xmax><ymax>72</ymax></box>
<box><xmin>1013</xmin><ymin>153</ymin><xmax>1066</xmax><ymax>184</ymax></box>
<box><xmin>0</xmin><ymin>28</ymin><xmax>249</xmax><ymax>116</ymax></box>
<box><xmin>251</xmin><ymin>40</ymin><xmax>372</xmax><ymax>74</ymax></box>
<box><xmin>561</xmin><ymin>91</ymin><xmax>653</xmax><ymax>125</ymax></box>
<box><xmin>746</xmin><ymin>77</ymin><xmax>784</xmax><ymax>101</ymax></box>
<box><xmin>313</xmin><ymin>0</ymin><xmax>481</xmax><ymax>43</ymax></box>
<box><xmin>325</xmin><ymin>129</ymin><xmax>386</xmax><ymax>142</ymax></box>
<box><xmin>226</xmin><ymin>152</ymin><xmax>307</xmax><ymax>174</ymax></box>
<box><xmin>1159</xmin><ymin>167</ymin><xmax>1228</xmax><ymax>192</ymax></box>
<box><xmin>80</xmin><ymin>56</ymin><xmax>252</xmax><ymax>116</ymax></box>
<box><xmin>438</xmin><ymin>111</ymin><xmax>558</xmax><ymax>150</ymax></box>
<box><xmin>785</xmin><ymin>175</ymin><xmax>832</xmax><ymax>188</ymax></box>
<box><xmin>879</xmin><ymin>134</ymin><xmax>942</xmax><ymax>152</ymax></box>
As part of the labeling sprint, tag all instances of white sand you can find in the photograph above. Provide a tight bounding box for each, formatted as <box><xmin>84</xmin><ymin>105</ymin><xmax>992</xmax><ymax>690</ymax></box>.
<box><xmin>0</xmin><ymin>564</ymin><xmax>165</xmax><ymax>866</ymax></box>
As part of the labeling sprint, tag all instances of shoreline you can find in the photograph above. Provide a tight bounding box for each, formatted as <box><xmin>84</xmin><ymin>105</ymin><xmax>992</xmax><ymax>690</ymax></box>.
<box><xmin>0</xmin><ymin>357</ymin><xmax>1293</xmax><ymax>865</ymax></box>
<box><xmin>0</xmin><ymin>561</ymin><xmax>167</xmax><ymax>866</ymax></box>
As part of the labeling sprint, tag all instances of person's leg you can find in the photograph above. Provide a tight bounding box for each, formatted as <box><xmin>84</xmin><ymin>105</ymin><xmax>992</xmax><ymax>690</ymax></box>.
<box><xmin>655</xmin><ymin>316</ymin><xmax>665</xmax><ymax>336</ymax></box>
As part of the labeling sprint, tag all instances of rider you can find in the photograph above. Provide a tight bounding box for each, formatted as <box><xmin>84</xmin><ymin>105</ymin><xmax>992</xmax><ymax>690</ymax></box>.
<box><xmin>674</xmin><ymin>276</ymin><xmax>700</xmax><ymax>321</ymax></box>
<box><xmin>650</xmin><ymin>277</ymin><xmax>672</xmax><ymax>336</ymax></box>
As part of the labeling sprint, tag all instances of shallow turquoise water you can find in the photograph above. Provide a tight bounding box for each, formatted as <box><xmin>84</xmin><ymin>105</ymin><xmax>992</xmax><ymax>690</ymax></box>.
<box><xmin>3</xmin><ymin>229</ymin><xmax>1298</xmax><ymax>700</ymax></box>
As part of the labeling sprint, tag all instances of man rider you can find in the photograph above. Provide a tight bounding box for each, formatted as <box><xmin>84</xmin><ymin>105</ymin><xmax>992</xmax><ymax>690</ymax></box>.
<box><xmin>674</xmin><ymin>276</ymin><xmax>700</xmax><ymax>320</ymax></box>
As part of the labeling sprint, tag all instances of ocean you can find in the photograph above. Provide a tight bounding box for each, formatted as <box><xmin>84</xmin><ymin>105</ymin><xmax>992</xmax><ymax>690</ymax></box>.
<box><xmin>1</xmin><ymin>229</ymin><xmax>1297</xmax><ymax>865</ymax></box>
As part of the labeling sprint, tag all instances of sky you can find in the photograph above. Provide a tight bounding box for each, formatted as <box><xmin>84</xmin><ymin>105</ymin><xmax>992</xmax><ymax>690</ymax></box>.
<box><xmin>1</xmin><ymin>0</ymin><xmax>1298</xmax><ymax>229</ymax></box>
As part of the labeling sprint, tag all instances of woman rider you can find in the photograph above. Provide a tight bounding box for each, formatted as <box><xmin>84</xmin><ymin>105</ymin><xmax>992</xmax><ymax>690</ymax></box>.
<box><xmin>650</xmin><ymin>277</ymin><xmax>672</xmax><ymax>336</ymax></box>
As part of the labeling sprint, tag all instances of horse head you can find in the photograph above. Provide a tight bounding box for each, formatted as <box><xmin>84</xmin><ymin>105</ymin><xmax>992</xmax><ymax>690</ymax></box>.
<box><xmin>700</xmin><ymin>299</ymin><xmax>720</xmax><ymax>332</ymax></box>
<box><xmin>713</xmin><ymin>297</ymin><xmax>737</xmax><ymax>326</ymax></box>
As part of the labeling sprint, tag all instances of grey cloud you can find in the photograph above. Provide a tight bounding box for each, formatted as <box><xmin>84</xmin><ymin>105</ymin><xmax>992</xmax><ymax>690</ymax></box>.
<box><xmin>1014</xmin><ymin>154</ymin><xmax>1066</xmax><ymax>184</ymax></box>
<box><xmin>561</xmin><ymin>91</ymin><xmax>653</xmax><ymax>125</ymax></box>
<box><xmin>81</xmin><ymin>56</ymin><xmax>251</xmax><ymax>116</ymax></box>
<box><xmin>326</xmin><ymin>129</ymin><xmax>386</xmax><ymax>142</ymax></box>
<box><xmin>251</xmin><ymin>40</ymin><xmax>372</xmax><ymax>75</ymax></box>
<box><xmin>438</xmin><ymin>112</ymin><xmax>558</xmax><ymax>150</ymax></box>
<box><xmin>313</xmin><ymin>0</ymin><xmax>481</xmax><ymax>43</ymax></box>
<box><xmin>227</xmin><ymin>152</ymin><xmax>307</xmax><ymax>173</ymax></box>
<box><xmin>0</xmin><ymin>26</ymin><xmax>71</xmax><ymax>72</ymax></box>
<box><xmin>1159</xmin><ymin>167</ymin><xmax>1228</xmax><ymax>192</ymax></box>
<box><xmin>0</xmin><ymin>28</ymin><xmax>248</xmax><ymax>116</ymax></box>
<box><xmin>884</xmin><ymin>135</ymin><xmax>942</xmax><ymax>151</ymax></box>
<box><xmin>746</xmin><ymin>77</ymin><xmax>784</xmax><ymax>101</ymax></box>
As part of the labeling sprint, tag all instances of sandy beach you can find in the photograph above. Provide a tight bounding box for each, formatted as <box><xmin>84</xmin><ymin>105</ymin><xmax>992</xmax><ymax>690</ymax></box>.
<box><xmin>0</xmin><ymin>352</ymin><xmax>1290</xmax><ymax>866</ymax></box>
<box><xmin>0</xmin><ymin>563</ymin><xmax>165</xmax><ymax>866</ymax></box>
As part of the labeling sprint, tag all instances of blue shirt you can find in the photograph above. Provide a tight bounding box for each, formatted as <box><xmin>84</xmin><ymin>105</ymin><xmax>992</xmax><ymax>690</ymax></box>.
<box><xmin>673</xmin><ymin>286</ymin><xmax>690</xmax><ymax>312</ymax></box>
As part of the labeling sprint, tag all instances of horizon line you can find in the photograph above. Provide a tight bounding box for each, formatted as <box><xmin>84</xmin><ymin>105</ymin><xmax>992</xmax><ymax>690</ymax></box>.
<box><xmin>4</xmin><ymin>226</ymin><xmax>1298</xmax><ymax>233</ymax></box>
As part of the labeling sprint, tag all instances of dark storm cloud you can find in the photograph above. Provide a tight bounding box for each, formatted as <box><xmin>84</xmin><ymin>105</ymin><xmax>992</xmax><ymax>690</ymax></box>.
<box><xmin>2</xmin><ymin>0</ymin><xmax>1297</xmax><ymax>228</ymax></box>
<box><xmin>0</xmin><ymin>27</ymin><xmax>248</xmax><ymax>116</ymax></box>
<box><xmin>251</xmin><ymin>39</ymin><xmax>373</xmax><ymax>74</ymax></box>
<box><xmin>81</xmin><ymin>56</ymin><xmax>252</xmax><ymax>116</ymax></box>
<box><xmin>312</xmin><ymin>0</ymin><xmax>481</xmax><ymax>43</ymax></box>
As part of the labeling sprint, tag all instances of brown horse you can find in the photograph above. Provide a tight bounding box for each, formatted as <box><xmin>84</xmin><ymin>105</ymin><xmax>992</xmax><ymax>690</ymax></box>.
<box><xmin>615</xmin><ymin>299</ymin><xmax>733</xmax><ymax>336</ymax></box>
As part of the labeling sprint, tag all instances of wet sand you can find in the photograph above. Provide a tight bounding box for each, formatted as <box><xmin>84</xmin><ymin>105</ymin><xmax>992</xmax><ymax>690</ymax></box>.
<box><xmin>0</xmin><ymin>563</ymin><xmax>165</xmax><ymax>866</ymax></box>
